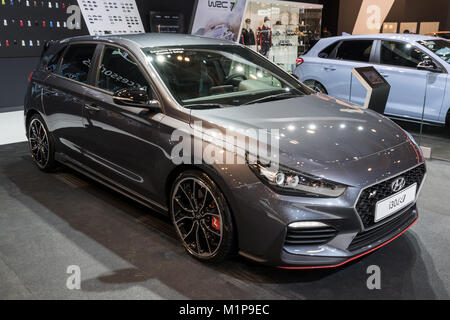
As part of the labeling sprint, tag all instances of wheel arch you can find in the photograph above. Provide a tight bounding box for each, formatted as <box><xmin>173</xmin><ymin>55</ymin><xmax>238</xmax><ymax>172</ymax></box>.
<box><xmin>446</xmin><ymin>107</ymin><xmax>450</xmax><ymax>127</ymax></box>
<box><xmin>303</xmin><ymin>79</ymin><xmax>328</xmax><ymax>94</ymax></box>
<box><xmin>25</xmin><ymin>108</ymin><xmax>43</xmax><ymax>138</ymax></box>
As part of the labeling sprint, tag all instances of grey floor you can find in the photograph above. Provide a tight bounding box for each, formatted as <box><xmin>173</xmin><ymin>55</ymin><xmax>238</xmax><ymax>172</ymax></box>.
<box><xmin>1</xmin><ymin>142</ymin><xmax>449</xmax><ymax>300</ymax></box>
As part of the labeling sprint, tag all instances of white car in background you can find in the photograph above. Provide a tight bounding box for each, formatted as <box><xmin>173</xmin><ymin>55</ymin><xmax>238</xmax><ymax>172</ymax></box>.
<box><xmin>294</xmin><ymin>34</ymin><xmax>450</xmax><ymax>126</ymax></box>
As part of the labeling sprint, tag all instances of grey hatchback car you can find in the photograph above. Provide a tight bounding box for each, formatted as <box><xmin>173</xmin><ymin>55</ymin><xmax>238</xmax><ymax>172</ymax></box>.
<box><xmin>24</xmin><ymin>34</ymin><xmax>426</xmax><ymax>269</ymax></box>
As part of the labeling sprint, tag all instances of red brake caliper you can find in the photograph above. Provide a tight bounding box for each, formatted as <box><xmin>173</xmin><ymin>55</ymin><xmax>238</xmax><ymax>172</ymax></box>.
<box><xmin>211</xmin><ymin>216</ymin><xmax>220</xmax><ymax>231</ymax></box>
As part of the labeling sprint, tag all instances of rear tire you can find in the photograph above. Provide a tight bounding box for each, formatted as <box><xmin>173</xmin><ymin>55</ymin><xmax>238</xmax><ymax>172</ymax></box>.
<box><xmin>169</xmin><ymin>170</ymin><xmax>235</xmax><ymax>263</ymax></box>
<box><xmin>446</xmin><ymin>110</ymin><xmax>450</xmax><ymax>130</ymax></box>
<box><xmin>303</xmin><ymin>80</ymin><xmax>328</xmax><ymax>94</ymax></box>
<box><xmin>27</xmin><ymin>113</ymin><xmax>58</xmax><ymax>172</ymax></box>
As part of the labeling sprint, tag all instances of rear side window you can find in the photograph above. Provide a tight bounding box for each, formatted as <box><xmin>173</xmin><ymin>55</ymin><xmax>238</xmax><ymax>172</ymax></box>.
<box><xmin>380</xmin><ymin>41</ymin><xmax>427</xmax><ymax>68</ymax></box>
<box><xmin>59</xmin><ymin>44</ymin><xmax>97</xmax><ymax>84</ymax></box>
<box><xmin>97</xmin><ymin>46</ymin><xmax>149</xmax><ymax>93</ymax></box>
<box><xmin>46</xmin><ymin>48</ymin><xmax>65</xmax><ymax>73</ymax></box>
<box><xmin>336</xmin><ymin>40</ymin><xmax>373</xmax><ymax>62</ymax></box>
<box><xmin>39</xmin><ymin>45</ymin><xmax>65</xmax><ymax>73</ymax></box>
<box><xmin>318</xmin><ymin>41</ymin><xmax>339</xmax><ymax>58</ymax></box>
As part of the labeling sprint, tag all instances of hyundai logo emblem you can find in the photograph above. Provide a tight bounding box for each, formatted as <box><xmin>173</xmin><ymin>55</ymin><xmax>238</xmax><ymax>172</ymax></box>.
<box><xmin>391</xmin><ymin>177</ymin><xmax>406</xmax><ymax>193</ymax></box>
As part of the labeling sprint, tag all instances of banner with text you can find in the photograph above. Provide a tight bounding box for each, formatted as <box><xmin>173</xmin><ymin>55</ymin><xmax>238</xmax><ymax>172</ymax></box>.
<box><xmin>191</xmin><ymin>0</ymin><xmax>247</xmax><ymax>42</ymax></box>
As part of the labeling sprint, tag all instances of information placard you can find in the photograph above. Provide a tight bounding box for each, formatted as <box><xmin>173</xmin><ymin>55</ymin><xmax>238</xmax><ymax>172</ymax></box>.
<box><xmin>351</xmin><ymin>66</ymin><xmax>391</xmax><ymax>114</ymax></box>
<box><xmin>76</xmin><ymin>0</ymin><xmax>144</xmax><ymax>36</ymax></box>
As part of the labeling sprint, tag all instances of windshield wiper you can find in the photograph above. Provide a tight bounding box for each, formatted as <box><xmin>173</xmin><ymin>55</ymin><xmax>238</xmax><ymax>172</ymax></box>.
<box><xmin>242</xmin><ymin>92</ymin><xmax>300</xmax><ymax>106</ymax></box>
<box><xmin>183</xmin><ymin>103</ymin><xmax>225</xmax><ymax>110</ymax></box>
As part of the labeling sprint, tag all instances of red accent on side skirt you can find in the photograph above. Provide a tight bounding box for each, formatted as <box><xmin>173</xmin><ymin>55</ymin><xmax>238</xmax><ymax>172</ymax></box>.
<box><xmin>277</xmin><ymin>217</ymin><xmax>418</xmax><ymax>270</ymax></box>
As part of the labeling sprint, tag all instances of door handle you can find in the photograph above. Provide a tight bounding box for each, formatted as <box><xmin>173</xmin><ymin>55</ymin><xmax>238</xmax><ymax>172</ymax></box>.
<box><xmin>324</xmin><ymin>66</ymin><xmax>336</xmax><ymax>71</ymax></box>
<box><xmin>84</xmin><ymin>104</ymin><xmax>100</xmax><ymax>112</ymax></box>
<box><xmin>380</xmin><ymin>73</ymin><xmax>389</xmax><ymax>78</ymax></box>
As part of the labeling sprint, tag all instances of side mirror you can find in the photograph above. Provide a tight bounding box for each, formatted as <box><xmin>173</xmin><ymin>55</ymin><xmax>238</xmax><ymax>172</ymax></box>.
<box><xmin>417</xmin><ymin>57</ymin><xmax>441</xmax><ymax>73</ymax></box>
<box><xmin>113</xmin><ymin>87</ymin><xmax>160</xmax><ymax>109</ymax></box>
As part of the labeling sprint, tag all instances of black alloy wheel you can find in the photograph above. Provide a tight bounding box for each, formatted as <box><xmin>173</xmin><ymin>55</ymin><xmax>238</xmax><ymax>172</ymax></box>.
<box><xmin>170</xmin><ymin>170</ymin><xmax>235</xmax><ymax>262</ymax></box>
<box><xmin>28</xmin><ymin>114</ymin><xmax>57</xmax><ymax>171</ymax></box>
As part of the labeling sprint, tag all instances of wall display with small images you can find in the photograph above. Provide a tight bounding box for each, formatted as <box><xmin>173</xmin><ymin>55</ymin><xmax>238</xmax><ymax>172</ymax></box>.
<box><xmin>77</xmin><ymin>0</ymin><xmax>144</xmax><ymax>36</ymax></box>
<box><xmin>0</xmin><ymin>0</ymin><xmax>89</xmax><ymax>58</ymax></box>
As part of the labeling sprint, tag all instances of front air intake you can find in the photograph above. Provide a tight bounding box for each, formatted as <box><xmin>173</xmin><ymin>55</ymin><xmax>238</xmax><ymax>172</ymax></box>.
<box><xmin>284</xmin><ymin>226</ymin><xmax>337</xmax><ymax>246</ymax></box>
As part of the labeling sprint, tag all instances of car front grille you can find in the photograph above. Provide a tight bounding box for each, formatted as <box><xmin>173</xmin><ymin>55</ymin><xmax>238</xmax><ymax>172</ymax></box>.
<box><xmin>355</xmin><ymin>164</ymin><xmax>425</xmax><ymax>229</ymax></box>
<box><xmin>348</xmin><ymin>206</ymin><xmax>416</xmax><ymax>252</ymax></box>
<box><xmin>284</xmin><ymin>226</ymin><xmax>338</xmax><ymax>246</ymax></box>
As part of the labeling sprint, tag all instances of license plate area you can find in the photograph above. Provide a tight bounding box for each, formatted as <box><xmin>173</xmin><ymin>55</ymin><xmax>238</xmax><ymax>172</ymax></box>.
<box><xmin>374</xmin><ymin>183</ymin><xmax>417</xmax><ymax>223</ymax></box>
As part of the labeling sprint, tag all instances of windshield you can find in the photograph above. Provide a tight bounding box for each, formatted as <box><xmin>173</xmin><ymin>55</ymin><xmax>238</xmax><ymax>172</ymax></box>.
<box><xmin>142</xmin><ymin>45</ymin><xmax>311</xmax><ymax>108</ymax></box>
<box><xmin>435</xmin><ymin>33</ymin><xmax>450</xmax><ymax>40</ymax></box>
<box><xmin>418</xmin><ymin>39</ymin><xmax>450</xmax><ymax>64</ymax></box>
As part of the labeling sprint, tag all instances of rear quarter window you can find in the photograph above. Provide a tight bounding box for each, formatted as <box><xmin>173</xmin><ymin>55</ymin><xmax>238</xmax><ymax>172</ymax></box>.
<box><xmin>46</xmin><ymin>48</ymin><xmax>66</xmax><ymax>73</ymax></box>
<box><xmin>318</xmin><ymin>41</ymin><xmax>339</xmax><ymax>58</ymax></box>
<box><xmin>59</xmin><ymin>44</ymin><xmax>97</xmax><ymax>84</ymax></box>
<box><xmin>39</xmin><ymin>44</ymin><xmax>66</xmax><ymax>73</ymax></box>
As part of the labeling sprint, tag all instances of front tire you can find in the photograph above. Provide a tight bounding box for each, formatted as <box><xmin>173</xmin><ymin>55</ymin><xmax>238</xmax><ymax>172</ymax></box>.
<box><xmin>446</xmin><ymin>109</ymin><xmax>450</xmax><ymax>131</ymax></box>
<box><xmin>303</xmin><ymin>80</ymin><xmax>328</xmax><ymax>94</ymax></box>
<box><xmin>170</xmin><ymin>170</ymin><xmax>235</xmax><ymax>262</ymax></box>
<box><xmin>28</xmin><ymin>114</ymin><xmax>57</xmax><ymax>172</ymax></box>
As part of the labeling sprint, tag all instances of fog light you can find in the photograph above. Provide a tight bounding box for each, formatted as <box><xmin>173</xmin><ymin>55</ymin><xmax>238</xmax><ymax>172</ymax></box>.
<box><xmin>288</xmin><ymin>221</ymin><xmax>328</xmax><ymax>229</ymax></box>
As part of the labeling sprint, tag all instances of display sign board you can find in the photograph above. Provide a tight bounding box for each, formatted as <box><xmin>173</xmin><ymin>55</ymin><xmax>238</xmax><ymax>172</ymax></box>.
<box><xmin>419</xmin><ymin>22</ymin><xmax>440</xmax><ymax>35</ymax></box>
<box><xmin>382</xmin><ymin>22</ymin><xmax>398</xmax><ymax>33</ymax></box>
<box><xmin>352</xmin><ymin>0</ymin><xmax>394</xmax><ymax>34</ymax></box>
<box><xmin>351</xmin><ymin>66</ymin><xmax>390</xmax><ymax>114</ymax></box>
<box><xmin>399</xmin><ymin>22</ymin><xmax>418</xmax><ymax>34</ymax></box>
<box><xmin>150</xmin><ymin>11</ymin><xmax>184</xmax><ymax>34</ymax></box>
<box><xmin>76</xmin><ymin>0</ymin><xmax>144</xmax><ymax>36</ymax></box>
<box><xmin>0</xmin><ymin>0</ymin><xmax>88</xmax><ymax>58</ymax></box>
<box><xmin>191</xmin><ymin>0</ymin><xmax>248</xmax><ymax>42</ymax></box>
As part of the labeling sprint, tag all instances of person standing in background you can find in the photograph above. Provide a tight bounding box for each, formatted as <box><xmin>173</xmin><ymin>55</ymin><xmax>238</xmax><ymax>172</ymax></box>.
<box><xmin>240</xmin><ymin>18</ymin><xmax>256</xmax><ymax>46</ymax></box>
<box><xmin>322</xmin><ymin>27</ymin><xmax>332</xmax><ymax>38</ymax></box>
<box><xmin>257</xmin><ymin>16</ymin><xmax>272</xmax><ymax>57</ymax></box>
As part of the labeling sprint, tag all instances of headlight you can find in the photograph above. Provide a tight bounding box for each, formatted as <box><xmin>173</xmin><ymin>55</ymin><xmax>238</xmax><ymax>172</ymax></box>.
<box><xmin>248</xmin><ymin>161</ymin><xmax>346</xmax><ymax>198</ymax></box>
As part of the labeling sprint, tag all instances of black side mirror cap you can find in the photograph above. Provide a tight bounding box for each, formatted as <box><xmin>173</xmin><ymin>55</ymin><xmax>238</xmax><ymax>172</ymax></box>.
<box><xmin>113</xmin><ymin>87</ymin><xmax>161</xmax><ymax>109</ymax></box>
<box><xmin>114</xmin><ymin>87</ymin><xmax>149</xmax><ymax>103</ymax></box>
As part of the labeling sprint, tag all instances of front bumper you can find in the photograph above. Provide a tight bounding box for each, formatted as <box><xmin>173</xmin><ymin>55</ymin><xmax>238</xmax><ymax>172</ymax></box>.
<box><xmin>277</xmin><ymin>205</ymin><xmax>418</xmax><ymax>269</ymax></box>
<box><xmin>226</xmin><ymin>162</ymin><xmax>425</xmax><ymax>268</ymax></box>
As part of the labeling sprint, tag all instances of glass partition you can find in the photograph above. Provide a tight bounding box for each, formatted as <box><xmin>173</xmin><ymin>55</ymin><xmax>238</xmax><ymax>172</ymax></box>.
<box><xmin>391</xmin><ymin>38</ymin><xmax>450</xmax><ymax>162</ymax></box>
<box><xmin>241</xmin><ymin>0</ymin><xmax>322</xmax><ymax>73</ymax></box>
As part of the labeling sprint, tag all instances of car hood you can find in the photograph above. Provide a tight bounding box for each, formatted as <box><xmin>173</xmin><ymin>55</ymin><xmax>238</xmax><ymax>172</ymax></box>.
<box><xmin>190</xmin><ymin>94</ymin><xmax>422</xmax><ymax>187</ymax></box>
